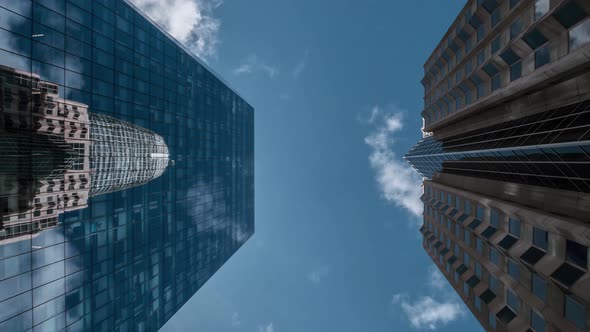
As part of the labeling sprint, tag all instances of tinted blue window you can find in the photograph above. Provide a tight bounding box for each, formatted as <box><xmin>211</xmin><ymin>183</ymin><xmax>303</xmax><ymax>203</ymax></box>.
<box><xmin>508</xmin><ymin>259</ymin><xmax>520</xmax><ymax>281</ymax></box>
<box><xmin>535</xmin><ymin>44</ymin><xmax>551</xmax><ymax>68</ymax></box>
<box><xmin>565</xmin><ymin>295</ymin><xmax>586</xmax><ymax>330</ymax></box>
<box><xmin>67</xmin><ymin>2</ymin><xmax>92</xmax><ymax>27</ymax></box>
<box><xmin>510</xmin><ymin>18</ymin><xmax>522</xmax><ymax>39</ymax></box>
<box><xmin>489</xmin><ymin>275</ymin><xmax>499</xmax><ymax>293</ymax></box>
<box><xmin>509</xmin><ymin>218</ymin><xmax>521</xmax><ymax>237</ymax></box>
<box><xmin>491</xmin><ymin>37</ymin><xmax>501</xmax><ymax>54</ymax></box>
<box><xmin>491</xmin><ymin>74</ymin><xmax>501</xmax><ymax>91</ymax></box>
<box><xmin>532</xmin><ymin>273</ymin><xmax>546</xmax><ymax>302</ymax></box>
<box><xmin>531</xmin><ymin>310</ymin><xmax>545</xmax><ymax>332</ymax></box>
<box><xmin>510</xmin><ymin>62</ymin><xmax>522</xmax><ymax>81</ymax></box>
<box><xmin>476</xmin><ymin>205</ymin><xmax>484</xmax><ymax>219</ymax></box>
<box><xmin>506</xmin><ymin>288</ymin><xmax>519</xmax><ymax>312</ymax></box>
<box><xmin>490</xmin><ymin>209</ymin><xmax>500</xmax><ymax>227</ymax></box>
<box><xmin>490</xmin><ymin>247</ymin><xmax>500</xmax><ymax>266</ymax></box>
<box><xmin>489</xmin><ymin>310</ymin><xmax>497</xmax><ymax>329</ymax></box>
<box><xmin>475</xmin><ymin>238</ymin><xmax>483</xmax><ymax>254</ymax></box>
<box><xmin>491</xmin><ymin>8</ymin><xmax>501</xmax><ymax>27</ymax></box>
<box><xmin>533</xmin><ymin>227</ymin><xmax>548</xmax><ymax>250</ymax></box>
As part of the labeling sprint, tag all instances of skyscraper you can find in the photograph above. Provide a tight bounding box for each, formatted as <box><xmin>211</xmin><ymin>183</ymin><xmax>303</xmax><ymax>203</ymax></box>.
<box><xmin>406</xmin><ymin>1</ymin><xmax>590</xmax><ymax>331</ymax></box>
<box><xmin>0</xmin><ymin>65</ymin><xmax>172</xmax><ymax>241</ymax></box>
<box><xmin>0</xmin><ymin>1</ymin><xmax>254</xmax><ymax>331</ymax></box>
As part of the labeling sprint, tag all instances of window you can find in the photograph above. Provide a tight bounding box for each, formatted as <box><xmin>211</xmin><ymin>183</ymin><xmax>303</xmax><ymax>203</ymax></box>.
<box><xmin>465</xmin><ymin>90</ymin><xmax>472</xmax><ymax>105</ymax></box>
<box><xmin>490</xmin><ymin>209</ymin><xmax>501</xmax><ymax>228</ymax></box>
<box><xmin>492</xmin><ymin>37</ymin><xmax>501</xmax><ymax>54</ymax></box>
<box><xmin>510</xmin><ymin>61</ymin><xmax>522</xmax><ymax>81</ymax></box>
<box><xmin>455</xmin><ymin>225</ymin><xmax>461</xmax><ymax>238</ymax></box>
<box><xmin>489</xmin><ymin>275</ymin><xmax>499</xmax><ymax>293</ymax></box>
<box><xmin>476</xmin><ymin>238</ymin><xmax>483</xmax><ymax>254</ymax></box>
<box><xmin>463</xmin><ymin>282</ymin><xmax>470</xmax><ymax>296</ymax></box>
<box><xmin>475</xmin><ymin>296</ymin><xmax>482</xmax><ymax>311</ymax></box>
<box><xmin>465</xmin><ymin>37</ymin><xmax>472</xmax><ymax>53</ymax></box>
<box><xmin>455</xmin><ymin>244</ymin><xmax>461</xmax><ymax>257</ymax></box>
<box><xmin>477</xmin><ymin>50</ymin><xmax>485</xmax><ymax>66</ymax></box>
<box><xmin>491</xmin><ymin>74</ymin><xmax>501</xmax><ymax>92</ymax></box>
<box><xmin>565</xmin><ymin>295</ymin><xmax>586</xmax><ymax>330</ymax></box>
<box><xmin>510</xmin><ymin>18</ymin><xmax>523</xmax><ymax>40</ymax></box>
<box><xmin>535</xmin><ymin>0</ymin><xmax>550</xmax><ymax>21</ymax></box>
<box><xmin>509</xmin><ymin>218</ymin><xmax>521</xmax><ymax>238</ymax></box>
<box><xmin>533</xmin><ymin>227</ymin><xmax>548</xmax><ymax>250</ymax></box>
<box><xmin>455</xmin><ymin>68</ymin><xmax>463</xmax><ymax>83</ymax></box>
<box><xmin>465</xmin><ymin>60</ymin><xmax>473</xmax><ymax>75</ymax></box>
<box><xmin>489</xmin><ymin>310</ymin><xmax>497</xmax><ymax>329</ymax></box>
<box><xmin>531</xmin><ymin>273</ymin><xmax>546</xmax><ymax>303</ymax></box>
<box><xmin>475</xmin><ymin>262</ymin><xmax>482</xmax><ymax>278</ymax></box>
<box><xmin>477</xmin><ymin>25</ymin><xmax>486</xmax><ymax>42</ymax></box>
<box><xmin>508</xmin><ymin>259</ymin><xmax>520</xmax><ymax>281</ymax></box>
<box><xmin>535</xmin><ymin>44</ymin><xmax>551</xmax><ymax>68</ymax></box>
<box><xmin>570</xmin><ymin>19</ymin><xmax>590</xmax><ymax>51</ymax></box>
<box><xmin>491</xmin><ymin>9</ymin><xmax>501</xmax><ymax>28</ymax></box>
<box><xmin>464</xmin><ymin>253</ymin><xmax>471</xmax><ymax>267</ymax></box>
<box><xmin>455</xmin><ymin>196</ymin><xmax>461</xmax><ymax>209</ymax></box>
<box><xmin>566</xmin><ymin>240</ymin><xmax>588</xmax><ymax>269</ymax></box>
<box><xmin>490</xmin><ymin>247</ymin><xmax>500</xmax><ymax>266</ymax></box>
<box><xmin>464</xmin><ymin>230</ymin><xmax>471</xmax><ymax>246</ymax></box>
<box><xmin>531</xmin><ymin>310</ymin><xmax>545</xmax><ymax>332</ymax></box>
<box><xmin>465</xmin><ymin>200</ymin><xmax>472</xmax><ymax>215</ymax></box>
<box><xmin>506</xmin><ymin>288</ymin><xmax>519</xmax><ymax>313</ymax></box>
<box><xmin>524</xmin><ymin>29</ymin><xmax>549</xmax><ymax>50</ymax></box>
<box><xmin>476</xmin><ymin>205</ymin><xmax>484</xmax><ymax>219</ymax></box>
<box><xmin>510</xmin><ymin>0</ymin><xmax>519</xmax><ymax>9</ymax></box>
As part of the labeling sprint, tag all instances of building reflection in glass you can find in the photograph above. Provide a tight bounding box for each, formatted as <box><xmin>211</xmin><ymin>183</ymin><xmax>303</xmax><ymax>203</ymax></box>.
<box><xmin>0</xmin><ymin>65</ymin><xmax>171</xmax><ymax>242</ymax></box>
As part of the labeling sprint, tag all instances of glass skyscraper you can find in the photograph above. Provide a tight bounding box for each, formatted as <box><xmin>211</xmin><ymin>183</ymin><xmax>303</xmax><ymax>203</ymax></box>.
<box><xmin>408</xmin><ymin>1</ymin><xmax>590</xmax><ymax>331</ymax></box>
<box><xmin>0</xmin><ymin>0</ymin><xmax>254</xmax><ymax>331</ymax></box>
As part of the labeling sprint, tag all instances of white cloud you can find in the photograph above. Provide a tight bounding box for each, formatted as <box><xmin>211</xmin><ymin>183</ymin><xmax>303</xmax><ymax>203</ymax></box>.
<box><xmin>392</xmin><ymin>294</ymin><xmax>464</xmax><ymax>330</ymax></box>
<box><xmin>306</xmin><ymin>265</ymin><xmax>330</xmax><ymax>285</ymax></box>
<box><xmin>231</xmin><ymin>312</ymin><xmax>241</xmax><ymax>327</ymax></box>
<box><xmin>427</xmin><ymin>266</ymin><xmax>448</xmax><ymax>291</ymax></box>
<box><xmin>363</xmin><ymin>105</ymin><xmax>423</xmax><ymax>219</ymax></box>
<box><xmin>129</xmin><ymin>0</ymin><xmax>222</xmax><ymax>60</ymax></box>
<box><xmin>258</xmin><ymin>322</ymin><xmax>274</xmax><ymax>332</ymax></box>
<box><xmin>233</xmin><ymin>55</ymin><xmax>279</xmax><ymax>79</ymax></box>
<box><xmin>391</xmin><ymin>264</ymin><xmax>465</xmax><ymax>330</ymax></box>
<box><xmin>292</xmin><ymin>49</ymin><xmax>310</xmax><ymax>78</ymax></box>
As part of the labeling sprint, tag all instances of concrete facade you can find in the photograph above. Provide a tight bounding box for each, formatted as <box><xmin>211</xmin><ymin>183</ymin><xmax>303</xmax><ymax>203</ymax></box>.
<box><xmin>409</xmin><ymin>0</ymin><xmax>590</xmax><ymax>331</ymax></box>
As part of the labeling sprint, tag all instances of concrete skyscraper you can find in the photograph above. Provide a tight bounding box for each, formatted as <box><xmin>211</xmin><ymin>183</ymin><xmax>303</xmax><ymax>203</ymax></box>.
<box><xmin>406</xmin><ymin>0</ymin><xmax>590</xmax><ymax>331</ymax></box>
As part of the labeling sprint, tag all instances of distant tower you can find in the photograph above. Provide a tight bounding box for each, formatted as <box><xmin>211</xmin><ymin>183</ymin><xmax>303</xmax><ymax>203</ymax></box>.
<box><xmin>0</xmin><ymin>65</ymin><xmax>171</xmax><ymax>241</ymax></box>
<box><xmin>88</xmin><ymin>113</ymin><xmax>170</xmax><ymax>196</ymax></box>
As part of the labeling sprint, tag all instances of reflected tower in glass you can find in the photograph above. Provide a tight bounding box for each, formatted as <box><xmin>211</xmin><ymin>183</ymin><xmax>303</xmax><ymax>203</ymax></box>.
<box><xmin>407</xmin><ymin>1</ymin><xmax>590</xmax><ymax>331</ymax></box>
<box><xmin>0</xmin><ymin>1</ymin><xmax>254</xmax><ymax>331</ymax></box>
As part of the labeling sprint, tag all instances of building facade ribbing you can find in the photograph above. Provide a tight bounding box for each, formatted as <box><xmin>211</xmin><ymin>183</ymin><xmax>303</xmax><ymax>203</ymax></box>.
<box><xmin>406</xmin><ymin>1</ymin><xmax>590</xmax><ymax>331</ymax></box>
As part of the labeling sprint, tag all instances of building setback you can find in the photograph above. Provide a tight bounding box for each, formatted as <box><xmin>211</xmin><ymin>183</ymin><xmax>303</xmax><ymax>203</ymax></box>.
<box><xmin>0</xmin><ymin>0</ymin><xmax>254</xmax><ymax>331</ymax></box>
<box><xmin>406</xmin><ymin>1</ymin><xmax>590</xmax><ymax>331</ymax></box>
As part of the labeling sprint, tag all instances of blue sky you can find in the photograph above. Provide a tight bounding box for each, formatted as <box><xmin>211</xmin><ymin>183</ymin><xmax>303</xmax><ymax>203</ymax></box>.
<box><xmin>131</xmin><ymin>0</ymin><xmax>482</xmax><ymax>331</ymax></box>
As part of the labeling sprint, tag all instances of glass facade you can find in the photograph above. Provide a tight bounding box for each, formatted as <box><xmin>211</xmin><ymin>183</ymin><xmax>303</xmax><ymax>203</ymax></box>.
<box><xmin>0</xmin><ymin>0</ymin><xmax>254</xmax><ymax>331</ymax></box>
<box><xmin>405</xmin><ymin>100</ymin><xmax>590</xmax><ymax>193</ymax></box>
